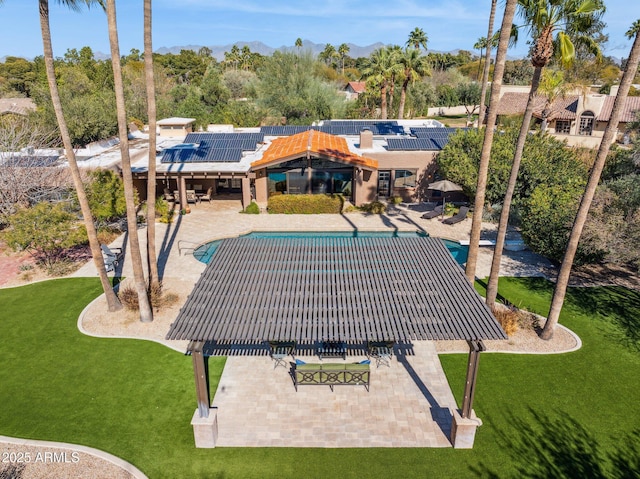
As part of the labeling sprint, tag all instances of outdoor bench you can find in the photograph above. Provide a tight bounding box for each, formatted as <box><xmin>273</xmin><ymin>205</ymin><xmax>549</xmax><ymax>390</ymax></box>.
<box><xmin>293</xmin><ymin>362</ymin><xmax>370</xmax><ymax>391</ymax></box>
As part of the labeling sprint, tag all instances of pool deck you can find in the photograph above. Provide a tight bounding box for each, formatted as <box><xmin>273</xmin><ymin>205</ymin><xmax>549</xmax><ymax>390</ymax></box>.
<box><xmin>72</xmin><ymin>198</ymin><xmax>553</xmax><ymax>448</ymax></box>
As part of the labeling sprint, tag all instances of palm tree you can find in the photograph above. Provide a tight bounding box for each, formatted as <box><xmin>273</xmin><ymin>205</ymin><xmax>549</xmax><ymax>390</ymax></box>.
<box><xmin>319</xmin><ymin>43</ymin><xmax>338</xmax><ymax>67</ymax></box>
<box><xmin>538</xmin><ymin>69</ymin><xmax>571</xmax><ymax>131</ymax></box>
<box><xmin>295</xmin><ymin>37</ymin><xmax>303</xmax><ymax>49</ymax></box>
<box><xmin>478</xmin><ymin>0</ymin><xmax>500</xmax><ymax>125</ymax></box>
<box><xmin>407</xmin><ymin>27</ymin><xmax>428</xmax><ymax>51</ymax></box>
<box><xmin>541</xmin><ymin>24</ymin><xmax>640</xmax><ymax>340</ymax></box>
<box><xmin>106</xmin><ymin>0</ymin><xmax>153</xmax><ymax>322</ymax></box>
<box><xmin>144</xmin><ymin>0</ymin><xmax>159</xmax><ymax>291</ymax></box>
<box><xmin>338</xmin><ymin>43</ymin><xmax>350</xmax><ymax>75</ymax></box>
<box><xmin>361</xmin><ymin>47</ymin><xmax>399</xmax><ymax>120</ymax></box>
<box><xmin>397</xmin><ymin>47</ymin><xmax>430</xmax><ymax>119</ymax></box>
<box><xmin>386</xmin><ymin>45</ymin><xmax>402</xmax><ymax>117</ymax></box>
<box><xmin>484</xmin><ymin>0</ymin><xmax>605</xmax><ymax>305</ymax></box>
<box><xmin>37</xmin><ymin>0</ymin><xmax>121</xmax><ymax>311</ymax></box>
<box><xmin>465</xmin><ymin>0</ymin><xmax>519</xmax><ymax>283</ymax></box>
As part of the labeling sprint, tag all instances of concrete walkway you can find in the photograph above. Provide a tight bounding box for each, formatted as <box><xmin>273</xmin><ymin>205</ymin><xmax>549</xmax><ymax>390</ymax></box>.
<box><xmin>72</xmin><ymin>199</ymin><xmax>554</xmax><ymax>448</ymax></box>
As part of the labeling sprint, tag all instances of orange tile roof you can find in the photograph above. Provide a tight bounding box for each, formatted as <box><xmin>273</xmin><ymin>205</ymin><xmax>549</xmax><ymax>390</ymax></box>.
<box><xmin>346</xmin><ymin>81</ymin><xmax>366</xmax><ymax>94</ymax></box>
<box><xmin>252</xmin><ymin>130</ymin><xmax>378</xmax><ymax>170</ymax></box>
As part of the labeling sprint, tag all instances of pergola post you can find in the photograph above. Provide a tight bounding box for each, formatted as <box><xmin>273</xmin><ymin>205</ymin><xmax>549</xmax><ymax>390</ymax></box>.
<box><xmin>190</xmin><ymin>341</ymin><xmax>218</xmax><ymax>448</ymax></box>
<box><xmin>450</xmin><ymin>340</ymin><xmax>485</xmax><ymax>449</ymax></box>
<box><xmin>462</xmin><ymin>340</ymin><xmax>485</xmax><ymax>418</ymax></box>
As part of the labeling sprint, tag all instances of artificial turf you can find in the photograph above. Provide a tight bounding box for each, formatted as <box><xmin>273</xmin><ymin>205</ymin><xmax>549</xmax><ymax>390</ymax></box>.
<box><xmin>0</xmin><ymin>277</ymin><xmax>638</xmax><ymax>478</ymax></box>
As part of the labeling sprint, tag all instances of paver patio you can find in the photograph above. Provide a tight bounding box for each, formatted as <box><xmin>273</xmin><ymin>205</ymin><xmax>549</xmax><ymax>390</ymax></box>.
<box><xmin>72</xmin><ymin>198</ymin><xmax>553</xmax><ymax>448</ymax></box>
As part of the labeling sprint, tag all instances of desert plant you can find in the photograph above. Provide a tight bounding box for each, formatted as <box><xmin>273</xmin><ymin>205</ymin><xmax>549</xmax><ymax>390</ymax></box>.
<box><xmin>243</xmin><ymin>201</ymin><xmax>260</xmax><ymax>214</ymax></box>
<box><xmin>492</xmin><ymin>305</ymin><xmax>520</xmax><ymax>336</ymax></box>
<box><xmin>359</xmin><ymin>201</ymin><xmax>387</xmax><ymax>214</ymax></box>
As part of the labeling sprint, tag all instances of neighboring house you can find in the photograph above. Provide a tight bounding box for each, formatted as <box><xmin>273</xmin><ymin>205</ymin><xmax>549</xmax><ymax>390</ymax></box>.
<box><xmin>343</xmin><ymin>81</ymin><xmax>366</xmax><ymax>100</ymax></box>
<box><xmin>0</xmin><ymin>97</ymin><xmax>36</xmax><ymax>117</ymax></box>
<box><xmin>494</xmin><ymin>86</ymin><xmax>640</xmax><ymax>148</ymax></box>
<box><xmin>157</xmin><ymin>117</ymin><xmax>196</xmax><ymax>137</ymax></box>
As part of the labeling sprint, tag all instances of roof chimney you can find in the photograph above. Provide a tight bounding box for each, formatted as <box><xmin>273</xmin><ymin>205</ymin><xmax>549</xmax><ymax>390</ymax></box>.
<box><xmin>360</xmin><ymin>129</ymin><xmax>373</xmax><ymax>149</ymax></box>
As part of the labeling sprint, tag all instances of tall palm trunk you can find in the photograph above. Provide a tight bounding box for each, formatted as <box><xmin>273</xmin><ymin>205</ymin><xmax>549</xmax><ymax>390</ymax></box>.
<box><xmin>478</xmin><ymin>0</ymin><xmax>497</xmax><ymax>130</ymax></box>
<box><xmin>380</xmin><ymin>82</ymin><xmax>388</xmax><ymax>119</ymax></box>
<box><xmin>398</xmin><ymin>75</ymin><xmax>410</xmax><ymax>119</ymax></box>
<box><xmin>144</xmin><ymin>0</ymin><xmax>159</xmax><ymax>290</ymax></box>
<box><xmin>39</xmin><ymin>0</ymin><xmax>121</xmax><ymax>311</ymax></box>
<box><xmin>465</xmin><ymin>0</ymin><xmax>518</xmax><ymax>283</ymax></box>
<box><xmin>485</xmin><ymin>65</ymin><xmax>543</xmax><ymax>304</ymax></box>
<box><xmin>106</xmin><ymin>0</ymin><xmax>153</xmax><ymax>322</ymax></box>
<box><xmin>541</xmin><ymin>30</ymin><xmax>640</xmax><ymax>340</ymax></box>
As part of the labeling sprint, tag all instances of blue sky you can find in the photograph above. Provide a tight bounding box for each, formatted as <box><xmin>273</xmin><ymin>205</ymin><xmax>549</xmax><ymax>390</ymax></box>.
<box><xmin>0</xmin><ymin>0</ymin><xmax>637</xmax><ymax>61</ymax></box>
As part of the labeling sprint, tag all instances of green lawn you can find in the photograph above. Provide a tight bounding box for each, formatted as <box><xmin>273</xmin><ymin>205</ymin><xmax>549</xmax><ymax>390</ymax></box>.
<box><xmin>0</xmin><ymin>277</ymin><xmax>638</xmax><ymax>478</ymax></box>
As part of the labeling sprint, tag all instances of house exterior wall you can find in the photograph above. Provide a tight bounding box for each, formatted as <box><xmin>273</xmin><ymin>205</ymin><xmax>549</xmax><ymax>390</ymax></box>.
<box><xmin>159</xmin><ymin>124</ymin><xmax>194</xmax><ymax>137</ymax></box>
<box><xmin>365</xmin><ymin>150</ymin><xmax>439</xmax><ymax>202</ymax></box>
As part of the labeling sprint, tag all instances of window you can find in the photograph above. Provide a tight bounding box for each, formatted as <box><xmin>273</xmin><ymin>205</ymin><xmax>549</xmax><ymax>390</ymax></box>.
<box><xmin>394</xmin><ymin>169</ymin><xmax>417</xmax><ymax>188</ymax></box>
<box><xmin>579</xmin><ymin>111</ymin><xmax>595</xmax><ymax>136</ymax></box>
<box><xmin>555</xmin><ymin>120</ymin><xmax>571</xmax><ymax>134</ymax></box>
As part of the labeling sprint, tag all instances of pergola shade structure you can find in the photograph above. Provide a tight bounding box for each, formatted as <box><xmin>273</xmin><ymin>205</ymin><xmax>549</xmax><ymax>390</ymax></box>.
<box><xmin>167</xmin><ymin>236</ymin><xmax>506</xmax><ymax>345</ymax></box>
<box><xmin>167</xmin><ymin>235</ymin><xmax>507</xmax><ymax>423</ymax></box>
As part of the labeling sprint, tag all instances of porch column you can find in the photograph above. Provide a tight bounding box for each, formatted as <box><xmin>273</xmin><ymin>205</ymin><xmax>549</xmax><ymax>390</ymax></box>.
<box><xmin>179</xmin><ymin>176</ymin><xmax>189</xmax><ymax>213</ymax></box>
<box><xmin>241</xmin><ymin>177</ymin><xmax>251</xmax><ymax>209</ymax></box>
<box><xmin>190</xmin><ymin>341</ymin><xmax>218</xmax><ymax>447</ymax></box>
<box><xmin>450</xmin><ymin>340</ymin><xmax>485</xmax><ymax>449</ymax></box>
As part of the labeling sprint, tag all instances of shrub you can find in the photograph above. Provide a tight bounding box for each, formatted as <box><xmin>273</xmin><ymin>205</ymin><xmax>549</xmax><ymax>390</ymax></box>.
<box><xmin>492</xmin><ymin>306</ymin><xmax>520</xmax><ymax>337</ymax></box>
<box><xmin>154</xmin><ymin>197</ymin><xmax>174</xmax><ymax>224</ymax></box>
<box><xmin>243</xmin><ymin>201</ymin><xmax>260</xmax><ymax>214</ymax></box>
<box><xmin>359</xmin><ymin>201</ymin><xmax>387</xmax><ymax>214</ymax></box>
<box><xmin>267</xmin><ymin>194</ymin><xmax>343</xmax><ymax>214</ymax></box>
<box><xmin>119</xmin><ymin>282</ymin><xmax>175</xmax><ymax>312</ymax></box>
<box><xmin>5</xmin><ymin>203</ymin><xmax>88</xmax><ymax>269</ymax></box>
<box><xmin>389</xmin><ymin>196</ymin><xmax>403</xmax><ymax>205</ymax></box>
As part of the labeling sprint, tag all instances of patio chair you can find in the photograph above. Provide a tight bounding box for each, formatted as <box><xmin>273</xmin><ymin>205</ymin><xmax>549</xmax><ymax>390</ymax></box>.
<box><xmin>101</xmin><ymin>244</ymin><xmax>122</xmax><ymax>273</ymax></box>
<box><xmin>199</xmin><ymin>186</ymin><xmax>213</xmax><ymax>202</ymax></box>
<box><xmin>421</xmin><ymin>204</ymin><xmax>443</xmax><ymax>219</ymax></box>
<box><xmin>442</xmin><ymin>206</ymin><xmax>469</xmax><ymax>225</ymax></box>
<box><xmin>186</xmin><ymin>189</ymin><xmax>198</xmax><ymax>204</ymax></box>
<box><xmin>268</xmin><ymin>341</ymin><xmax>296</xmax><ymax>369</ymax></box>
<box><xmin>163</xmin><ymin>188</ymin><xmax>174</xmax><ymax>202</ymax></box>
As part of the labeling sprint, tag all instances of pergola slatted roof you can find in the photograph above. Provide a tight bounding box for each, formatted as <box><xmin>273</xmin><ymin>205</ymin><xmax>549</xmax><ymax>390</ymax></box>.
<box><xmin>166</xmin><ymin>236</ymin><xmax>507</xmax><ymax>344</ymax></box>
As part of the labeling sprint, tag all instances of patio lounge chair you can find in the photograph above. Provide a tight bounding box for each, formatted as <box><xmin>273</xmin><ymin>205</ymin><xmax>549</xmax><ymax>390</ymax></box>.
<box><xmin>199</xmin><ymin>186</ymin><xmax>213</xmax><ymax>202</ymax></box>
<box><xmin>163</xmin><ymin>188</ymin><xmax>174</xmax><ymax>202</ymax></box>
<box><xmin>186</xmin><ymin>189</ymin><xmax>198</xmax><ymax>204</ymax></box>
<box><xmin>442</xmin><ymin>206</ymin><xmax>469</xmax><ymax>225</ymax></box>
<box><xmin>101</xmin><ymin>244</ymin><xmax>122</xmax><ymax>273</ymax></box>
<box><xmin>421</xmin><ymin>204</ymin><xmax>444</xmax><ymax>219</ymax></box>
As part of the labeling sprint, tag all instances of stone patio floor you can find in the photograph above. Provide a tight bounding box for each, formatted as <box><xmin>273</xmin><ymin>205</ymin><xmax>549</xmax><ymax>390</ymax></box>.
<box><xmin>72</xmin><ymin>197</ymin><xmax>554</xmax><ymax>448</ymax></box>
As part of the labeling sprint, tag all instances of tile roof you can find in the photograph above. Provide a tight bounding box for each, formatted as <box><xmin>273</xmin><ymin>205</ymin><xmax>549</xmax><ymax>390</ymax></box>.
<box><xmin>597</xmin><ymin>96</ymin><xmax>640</xmax><ymax>123</ymax></box>
<box><xmin>252</xmin><ymin>129</ymin><xmax>378</xmax><ymax>169</ymax></box>
<box><xmin>496</xmin><ymin>92</ymin><xmax>578</xmax><ymax>120</ymax></box>
<box><xmin>346</xmin><ymin>81</ymin><xmax>366</xmax><ymax>94</ymax></box>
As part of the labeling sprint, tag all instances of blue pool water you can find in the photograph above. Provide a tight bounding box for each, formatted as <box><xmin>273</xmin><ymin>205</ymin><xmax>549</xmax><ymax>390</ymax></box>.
<box><xmin>193</xmin><ymin>231</ymin><xmax>469</xmax><ymax>265</ymax></box>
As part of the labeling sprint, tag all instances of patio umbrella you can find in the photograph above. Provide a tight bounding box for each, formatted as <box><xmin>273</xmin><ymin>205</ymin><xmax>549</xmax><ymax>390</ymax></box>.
<box><xmin>427</xmin><ymin>180</ymin><xmax>463</xmax><ymax>217</ymax></box>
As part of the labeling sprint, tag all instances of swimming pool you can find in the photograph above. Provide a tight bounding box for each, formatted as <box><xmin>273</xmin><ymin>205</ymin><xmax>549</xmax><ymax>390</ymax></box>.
<box><xmin>193</xmin><ymin>231</ymin><xmax>469</xmax><ymax>265</ymax></box>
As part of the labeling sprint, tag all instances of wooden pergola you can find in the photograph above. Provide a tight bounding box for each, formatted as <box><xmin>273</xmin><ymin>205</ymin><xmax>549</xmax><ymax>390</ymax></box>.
<box><xmin>167</xmin><ymin>236</ymin><xmax>507</xmax><ymax>421</ymax></box>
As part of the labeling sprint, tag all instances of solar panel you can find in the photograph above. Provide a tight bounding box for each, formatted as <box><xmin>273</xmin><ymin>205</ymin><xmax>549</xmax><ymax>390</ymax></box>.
<box><xmin>260</xmin><ymin>126</ymin><xmax>318</xmax><ymax>136</ymax></box>
<box><xmin>185</xmin><ymin>132</ymin><xmax>264</xmax><ymax>143</ymax></box>
<box><xmin>2</xmin><ymin>155</ymin><xmax>60</xmax><ymax>167</ymax></box>
<box><xmin>386</xmin><ymin>138</ymin><xmax>440</xmax><ymax>151</ymax></box>
<box><xmin>161</xmin><ymin>146</ymin><xmax>243</xmax><ymax>163</ymax></box>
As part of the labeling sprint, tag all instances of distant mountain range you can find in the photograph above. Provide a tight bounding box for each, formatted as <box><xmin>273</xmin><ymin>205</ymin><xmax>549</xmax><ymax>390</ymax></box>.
<box><xmin>155</xmin><ymin>40</ymin><xmax>389</xmax><ymax>61</ymax></box>
<box><xmin>2</xmin><ymin>40</ymin><xmax>527</xmax><ymax>63</ymax></box>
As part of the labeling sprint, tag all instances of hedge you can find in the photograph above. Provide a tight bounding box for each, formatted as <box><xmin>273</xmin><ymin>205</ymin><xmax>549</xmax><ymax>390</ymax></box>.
<box><xmin>267</xmin><ymin>194</ymin><xmax>344</xmax><ymax>214</ymax></box>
